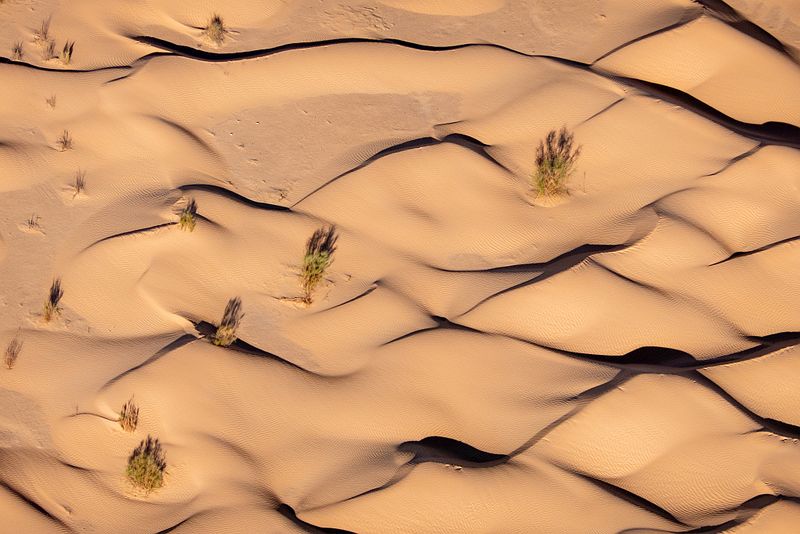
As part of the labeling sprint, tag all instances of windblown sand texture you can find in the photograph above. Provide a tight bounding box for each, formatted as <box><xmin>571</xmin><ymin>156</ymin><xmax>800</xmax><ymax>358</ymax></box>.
<box><xmin>1</xmin><ymin>0</ymin><xmax>800</xmax><ymax>532</ymax></box>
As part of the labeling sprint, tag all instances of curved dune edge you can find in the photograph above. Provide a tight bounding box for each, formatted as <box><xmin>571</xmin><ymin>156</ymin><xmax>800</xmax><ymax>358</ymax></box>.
<box><xmin>1</xmin><ymin>1</ymin><xmax>799</xmax><ymax>532</ymax></box>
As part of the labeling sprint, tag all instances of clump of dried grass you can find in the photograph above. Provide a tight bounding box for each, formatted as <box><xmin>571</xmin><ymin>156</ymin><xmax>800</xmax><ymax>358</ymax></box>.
<box><xmin>204</xmin><ymin>14</ymin><xmax>228</xmax><ymax>45</ymax></box>
<box><xmin>531</xmin><ymin>126</ymin><xmax>581</xmax><ymax>197</ymax></box>
<box><xmin>4</xmin><ymin>334</ymin><xmax>22</xmax><ymax>369</ymax></box>
<box><xmin>118</xmin><ymin>398</ymin><xmax>139</xmax><ymax>432</ymax></box>
<box><xmin>212</xmin><ymin>297</ymin><xmax>243</xmax><ymax>347</ymax></box>
<box><xmin>57</xmin><ymin>130</ymin><xmax>73</xmax><ymax>151</ymax></box>
<box><xmin>178</xmin><ymin>198</ymin><xmax>197</xmax><ymax>231</ymax></box>
<box><xmin>301</xmin><ymin>226</ymin><xmax>338</xmax><ymax>304</ymax></box>
<box><xmin>43</xmin><ymin>278</ymin><xmax>63</xmax><ymax>322</ymax></box>
<box><xmin>126</xmin><ymin>436</ymin><xmax>166</xmax><ymax>494</ymax></box>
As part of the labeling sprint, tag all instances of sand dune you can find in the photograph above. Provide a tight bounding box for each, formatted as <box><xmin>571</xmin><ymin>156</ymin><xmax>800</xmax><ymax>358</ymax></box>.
<box><xmin>1</xmin><ymin>0</ymin><xmax>799</xmax><ymax>532</ymax></box>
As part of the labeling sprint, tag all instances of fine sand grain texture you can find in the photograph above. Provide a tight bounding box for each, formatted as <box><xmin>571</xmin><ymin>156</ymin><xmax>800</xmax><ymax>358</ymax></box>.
<box><xmin>1</xmin><ymin>1</ymin><xmax>800</xmax><ymax>532</ymax></box>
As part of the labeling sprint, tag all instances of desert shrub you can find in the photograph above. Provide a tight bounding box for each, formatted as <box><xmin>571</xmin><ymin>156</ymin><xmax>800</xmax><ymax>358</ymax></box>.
<box><xmin>46</xmin><ymin>94</ymin><xmax>57</xmax><ymax>109</ymax></box>
<box><xmin>126</xmin><ymin>436</ymin><xmax>166</xmax><ymax>493</ymax></box>
<box><xmin>43</xmin><ymin>278</ymin><xmax>63</xmax><ymax>322</ymax></box>
<box><xmin>34</xmin><ymin>18</ymin><xmax>50</xmax><ymax>44</ymax></box>
<box><xmin>25</xmin><ymin>213</ymin><xmax>41</xmax><ymax>230</ymax></box>
<box><xmin>212</xmin><ymin>297</ymin><xmax>243</xmax><ymax>347</ymax></box>
<box><xmin>57</xmin><ymin>130</ymin><xmax>72</xmax><ymax>151</ymax></box>
<box><xmin>42</xmin><ymin>39</ymin><xmax>56</xmax><ymax>61</ymax></box>
<box><xmin>61</xmin><ymin>41</ymin><xmax>74</xmax><ymax>64</ymax></box>
<box><xmin>531</xmin><ymin>126</ymin><xmax>581</xmax><ymax>197</ymax></box>
<box><xmin>73</xmin><ymin>168</ymin><xmax>85</xmax><ymax>197</ymax></box>
<box><xmin>118</xmin><ymin>398</ymin><xmax>139</xmax><ymax>432</ymax></box>
<box><xmin>4</xmin><ymin>335</ymin><xmax>22</xmax><ymax>369</ymax></box>
<box><xmin>12</xmin><ymin>41</ymin><xmax>23</xmax><ymax>60</ymax></box>
<box><xmin>204</xmin><ymin>14</ymin><xmax>228</xmax><ymax>45</ymax></box>
<box><xmin>178</xmin><ymin>198</ymin><xmax>197</xmax><ymax>231</ymax></box>
<box><xmin>301</xmin><ymin>225</ymin><xmax>338</xmax><ymax>304</ymax></box>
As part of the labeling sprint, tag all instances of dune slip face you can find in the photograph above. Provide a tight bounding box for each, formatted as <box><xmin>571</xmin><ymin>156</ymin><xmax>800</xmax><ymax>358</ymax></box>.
<box><xmin>1</xmin><ymin>0</ymin><xmax>799</xmax><ymax>532</ymax></box>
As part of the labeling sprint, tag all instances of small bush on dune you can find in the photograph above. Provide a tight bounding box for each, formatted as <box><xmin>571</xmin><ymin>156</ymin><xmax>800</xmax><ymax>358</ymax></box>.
<box><xmin>42</xmin><ymin>39</ymin><xmax>56</xmax><ymax>61</ymax></box>
<box><xmin>204</xmin><ymin>14</ymin><xmax>228</xmax><ymax>45</ymax></box>
<box><xmin>33</xmin><ymin>18</ymin><xmax>50</xmax><ymax>44</ymax></box>
<box><xmin>531</xmin><ymin>126</ymin><xmax>581</xmax><ymax>197</ymax></box>
<box><xmin>301</xmin><ymin>225</ymin><xmax>338</xmax><ymax>304</ymax></box>
<box><xmin>126</xmin><ymin>436</ymin><xmax>166</xmax><ymax>493</ymax></box>
<box><xmin>61</xmin><ymin>41</ymin><xmax>74</xmax><ymax>64</ymax></box>
<box><xmin>4</xmin><ymin>334</ymin><xmax>22</xmax><ymax>369</ymax></box>
<box><xmin>25</xmin><ymin>213</ymin><xmax>41</xmax><ymax>230</ymax></box>
<box><xmin>57</xmin><ymin>130</ymin><xmax>73</xmax><ymax>151</ymax></box>
<box><xmin>73</xmin><ymin>168</ymin><xmax>85</xmax><ymax>197</ymax></box>
<box><xmin>118</xmin><ymin>398</ymin><xmax>139</xmax><ymax>432</ymax></box>
<box><xmin>12</xmin><ymin>42</ymin><xmax>23</xmax><ymax>60</ymax></box>
<box><xmin>178</xmin><ymin>198</ymin><xmax>197</xmax><ymax>231</ymax></box>
<box><xmin>43</xmin><ymin>278</ymin><xmax>63</xmax><ymax>322</ymax></box>
<box><xmin>213</xmin><ymin>297</ymin><xmax>243</xmax><ymax>347</ymax></box>
<box><xmin>46</xmin><ymin>94</ymin><xmax>57</xmax><ymax>109</ymax></box>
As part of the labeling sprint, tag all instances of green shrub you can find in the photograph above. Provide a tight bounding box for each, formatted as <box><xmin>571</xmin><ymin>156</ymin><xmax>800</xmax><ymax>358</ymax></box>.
<box><xmin>301</xmin><ymin>226</ymin><xmax>338</xmax><ymax>304</ymax></box>
<box><xmin>126</xmin><ymin>436</ymin><xmax>166</xmax><ymax>493</ymax></box>
<box><xmin>212</xmin><ymin>297</ymin><xmax>243</xmax><ymax>347</ymax></box>
<box><xmin>531</xmin><ymin>126</ymin><xmax>581</xmax><ymax>197</ymax></box>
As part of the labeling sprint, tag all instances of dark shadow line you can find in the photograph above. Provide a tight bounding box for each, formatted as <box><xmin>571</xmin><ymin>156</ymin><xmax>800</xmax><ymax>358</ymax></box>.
<box><xmin>276</xmin><ymin>504</ymin><xmax>356</xmax><ymax>534</ymax></box>
<box><xmin>709</xmin><ymin>234</ymin><xmax>800</xmax><ymax>266</ymax></box>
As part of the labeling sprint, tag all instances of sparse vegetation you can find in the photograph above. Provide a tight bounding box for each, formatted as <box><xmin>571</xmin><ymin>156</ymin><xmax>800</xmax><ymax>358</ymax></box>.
<box><xmin>42</xmin><ymin>39</ymin><xmax>56</xmax><ymax>61</ymax></box>
<box><xmin>46</xmin><ymin>94</ymin><xmax>57</xmax><ymax>109</ymax></box>
<box><xmin>57</xmin><ymin>130</ymin><xmax>72</xmax><ymax>151</ymax></box>
<box><xmin>43</xmin><ymin>278</ymin><xmax>63</xmax><ymax>322</ymax></box>
<box><xmin>204</xmin><ymin>14</ymin><xmax>228</xmax><ymax>45</ymax></box>
<box><xmin>178</xmin><ymin>198</ymin><xmax>197</xmax><ymax>231</ymax></box>
<box><xmin>126</xmin><ymin>436</ymin><xmax>166</xmax><ymax>493</ymax></box>
<box><xmin>61</xmin><ymin>41</ymin><xmax>74</xmax><ymax>64</ymax></box>
<box><xmin>4</xmin><ymin>334</ymin><xmax>22</xmax><ymax>369</ymax></box>
<box><xmin>25</xmin><ymin>213</ymin><xmax>41</xmax><ymax>230</ymax></box>
<box><xmin>33</xmin><ymin>18</ymin><xmax>51</xmax><ymax>44</ymax></box>
<box><xmin>12</xmin><ymin>41</ymin><xmax>23</xmax><ymax>60</ymax></box>
<box><xmin>301</xmin><ymin>225</ymin><xmax>338</xmax><ymax>304</ymax></box>
<box><xmin>118</xmin><ymin>398</ymin><xmax>139</xmax><ymax>432</ymax></box>
<box><xmin>531</xmin><ymin>126</ymin><xmax>581</xmax><ymax>197</ymax></box>
<box><xmin>212</xmin><ymin>297</ymin><xmax>243</xmax><ymax>347</ymax></box>
<box><xmin>73</xmin><ymin>168</ymin><xmax>85</xmax><ymax>197</ymax></box>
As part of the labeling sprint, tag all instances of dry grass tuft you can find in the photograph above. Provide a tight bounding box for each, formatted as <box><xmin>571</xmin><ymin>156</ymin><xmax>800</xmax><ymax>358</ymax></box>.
<box><xmin>212</xmin><ymin>297</ymin><xmax>243</xmax><ymax>347</ymax></box>
<box><xmin>12</xmin><ymin>41</ymin><xmax>23</xmax><ymax>60</ymax></box>
<box><xmin>531</xmin><ymin>126</ymin><xmax>581</xmax><ymax>197</ymax></box>
<box><xmin>46</xmin><ymin>94</ymin><xmax>57</xmax><ymax>109</ymax></box>
<box><xmin>178</xmin><ymin>198</ymin><xmax>197</xmax><ymax>231</ymax></box>
<box><xmin>25</xmin><ymin>213</ymin><xmax>41</xmax><ymax>230</ymax></box>
<box><xmin>61</xmin><ymin>41</ymin><xmax>74</xmax><ymax>64</ymax></box>
<box><xmin>204</xmin><ymin>14</ymin><xmax>228</xmax><ymax>45</ymax></box>
<box><xmin>33</xmin><ymin>18</ymin><xmax>51</xmax><ymax>44</ymax></box>
<box><xmin>118</xmin><ymin>398</ymin><xmax>139</xmax><ymax>432</ymax></box>
<box><xmin>126</xmin><ymin>436</ymin><xmax>166</xmax><ymax>494</ymax></box>
<box><xmin>73</xmin><ymin>168</ymin><xmax>86</xmax><ymax>197</ymax></box>
<box><xmin>42</xmin><ymin>39</ymin><xmax>56</xmax><ymax>61</ymax></box>
<box><xmin>4</xmin><ymin>334</ymin><xmax>22</xmax><ymax>369</ymax></box>
<box><xmin>43</xmin><ymin>278</ymin><xmax>63</xmax><ymax>322</ymax></box>
<box><xmin>57</xmin><ymin>130</ymin><xmax>73</xmax><ymax>151</ymax></box>
<box><xmin>301</xmin><ymin>225</ymin><xmax>338</xmax><ymax>304</ymax></box>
